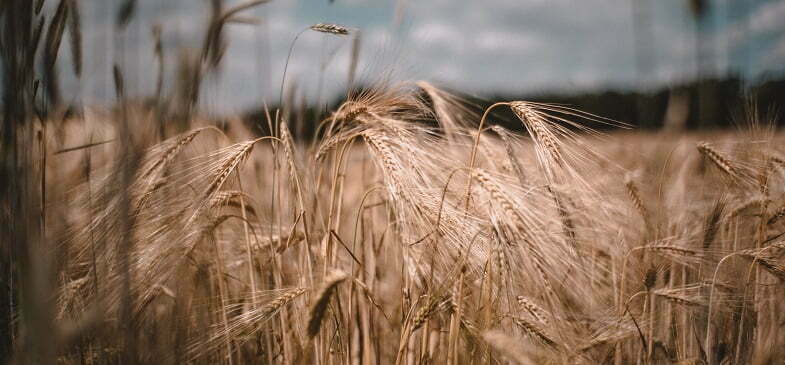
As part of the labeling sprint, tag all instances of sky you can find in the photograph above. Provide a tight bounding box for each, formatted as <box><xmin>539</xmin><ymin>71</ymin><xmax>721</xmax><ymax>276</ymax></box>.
<box><xmin>59</xmin><ymin>0</ymin><xmax>785</xmax><ymax>113</ymax></box>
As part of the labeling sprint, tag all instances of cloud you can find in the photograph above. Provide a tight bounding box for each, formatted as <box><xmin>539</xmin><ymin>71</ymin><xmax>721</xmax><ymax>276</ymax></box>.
<box><xmin>763</xmin><ymin>35</ymin><xmax>785</xmax><ymax>70</ymax></box>
<box><xmin>747</xmin><ymin>1</ymin><xmax>785</xmax><ymax>36</ymax></box>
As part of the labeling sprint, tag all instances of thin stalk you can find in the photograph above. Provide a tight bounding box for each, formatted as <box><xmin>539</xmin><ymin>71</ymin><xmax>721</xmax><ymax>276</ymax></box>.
<box><xmin>464</xmin><ymin>102</ymin><xmax>508</xmax><ymax>209</ymax></box>
<box><xmin>236</xmin><ymin>174</ymin><xmax>257</xmax><ymax>308</ymax></box>
<box><xmin>279</xmin><ymin>28</ymin><xmax>307</xmax><ymax>110</ymax></box>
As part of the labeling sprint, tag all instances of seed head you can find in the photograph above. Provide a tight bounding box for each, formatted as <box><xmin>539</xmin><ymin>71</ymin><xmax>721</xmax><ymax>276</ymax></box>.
<box><xmin>310</xmin><ymin>23</ymin><xmax>349</xmax><ymax>35</ymax></box>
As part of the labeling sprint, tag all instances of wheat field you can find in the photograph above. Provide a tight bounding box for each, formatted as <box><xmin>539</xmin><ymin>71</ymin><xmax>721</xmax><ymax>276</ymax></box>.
<box><xmin>2</xmin><ymin>1</ymin><xmax>785</xmax><ymax>364</ymax></box>
<box><xmin>15</xmin><ymin>84</ymin><xmax>784</xmax><ymax>364</ymax></box>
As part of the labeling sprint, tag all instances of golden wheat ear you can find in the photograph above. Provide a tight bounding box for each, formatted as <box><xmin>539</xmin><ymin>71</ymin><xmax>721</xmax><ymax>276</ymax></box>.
<box><xmin>307</xmin><ymin>269</ymin><xmax>348</xmax><ymax>338</ymax></box>
<box><xmin>417</xmin><ymin>81</ymin><xmax>479</xmax><ymax>139</ymax></box>
<box><xmin>697</xmin><ymin>142</ymin><xmax>737</xmax><ymax>178</ymax></box>
<box><xmin>187</xmin><ymin>287</ymin><xmax>307</xmax><ymax>361</ymax></box>
<box><xmin>310</xmin><ymin>23</ymin><xmax>350</xmax><ymax>35</ymax></box>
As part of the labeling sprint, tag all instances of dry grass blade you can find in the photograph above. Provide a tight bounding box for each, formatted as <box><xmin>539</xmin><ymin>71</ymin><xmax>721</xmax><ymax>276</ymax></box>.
<box><xmin>347</xmin><ymin>31</ymin><xmax>361</xmax><ymax>88</ymax></box>
<box><xmin>221</xmin><ymin>0</ymin><xmax>271</xmax><ymax>21</ymax></box>
<box><xmin>35</xmin><ymin>0</ymin><xmax>46</xmax><ymax>15</ymax></box>
<box><xmin>201</xmin><ymin>1</ymin><xmax>270</xmax><ymax>70</ymax></box>
<box><xmin>113</xmin><ymin>64</ymin><xmax>124</xmax><ymax>99</ymax></box>
<box><xmin>152</xmin><ymin>24</ymin><xmax>164</xmax><ymax>99</ymax></box>
<box><xmin>352</xmin><ymin>278</ymin><xmax>391</xmax><ymax>321</ymax></box>
<box><xmin>202</xmin><ymin>0</ymin><xmax>227</xmax><ymax>69</ymax></box>
<box><xmin>54</xmin><ymin>139</ymin><xmax>114</xmax><ymax>155</ymax></box>
<box><xmin>31</xmin><ymin>17</ymin><xmax>45</xmax><ymax>62</ymax></box>
<box><xmin>44</xmin><ymin>0</ymin><xmax>69</xmax><ymax>102</ymax></box>
<box><xmin>45</xmin><ymin>0</ymin><xmax>68</xmax><ymax>69</ymax></box>
<box><xmin>66</xmin><ymin>0</ymin><xmax>81</xmax><ymax>76</ymax></box>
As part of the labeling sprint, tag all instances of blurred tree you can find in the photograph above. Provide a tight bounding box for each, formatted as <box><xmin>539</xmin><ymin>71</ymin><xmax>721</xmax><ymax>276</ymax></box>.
<box><xmin>1</xmin><ymin>2</ymin><xmax>53</xmax><ymax>363</ymax></box>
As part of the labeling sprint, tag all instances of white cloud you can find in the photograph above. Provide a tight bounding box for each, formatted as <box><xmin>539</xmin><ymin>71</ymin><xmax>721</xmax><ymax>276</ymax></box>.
<box><xmin>747</xmin><ymin>1</ymin><xmax>785</xmax><ymax>35</ymax></box>
<box><xmin>763</xmin><ymin>35</ymin><xmax>785</xmax><ymax>69</ymax></box>
<box><xmin>410</xmin><ymin>22</ymin><xmax>463</xmax><ymax>48</ymax></box>
<box><xmin>474</xmin><ymin>30</ymin><xmax>539</xmax><ymax>52</ymax></box>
